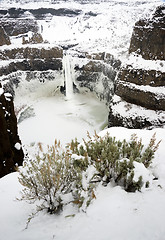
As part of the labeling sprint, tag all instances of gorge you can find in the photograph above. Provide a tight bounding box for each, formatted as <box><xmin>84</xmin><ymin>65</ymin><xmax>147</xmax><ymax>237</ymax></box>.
<box><xmin>0</xmin><ymin>0</ymin><xmax>164</xmax><ymax>178</ymax></box>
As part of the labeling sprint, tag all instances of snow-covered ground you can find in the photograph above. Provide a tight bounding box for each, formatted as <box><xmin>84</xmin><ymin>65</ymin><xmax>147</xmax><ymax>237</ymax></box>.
<box><xmin>0</xmin><ymin>127</ymin><xmax>165</xmax><ymax>240</ymax></box>
<box><xmin>0</xmin><ymin>0</ymin><xmax>165</xmax><ymax>239</ymax></box>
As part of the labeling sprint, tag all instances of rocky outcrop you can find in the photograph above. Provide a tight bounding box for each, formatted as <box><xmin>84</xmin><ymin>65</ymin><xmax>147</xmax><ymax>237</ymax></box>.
<box><xmin>75</xmin><ymin>53</ymin><xmax>121</xmax><ymax>102</ymax></box>
<box><xmin>115</xmin><ymin>67</ymin><xmax>165</xmax><ymax>111</ymax></box>
<box><xmin>0</xmin><ymin>19</ymin><xmax>38</xmax><ymax>37</ymax></box>
<box><xmin>0</xmin><ymin>46</ymin><xmax>63</xmax><ymax>78</ymax></box>
<box><xmin>0</xmin><ymin>58</ymin><xmax>62</xmax><ymax>76</ymax></box>
<box><xmin>109</xmin><ymin>6</ymin><xmax>165</xmax><ymax>129</ymax></box>
<box><xmin>22</xmin><ymin>33</ymin><xmax>44</xmax><ymax>44</ymax></box>
<box><xmin>129</xmin><ymin>5</ymin><xmax>165</xmax><ymax>60</ymax></box>
<box><xmin>0</xmin><ymin>84</ymin><xmax>24</xmax><ymax>178</ymax></box>
<box><xmin>0</xmin><ymin>46</ymin><xmax>63</xmax><ymax>60</ymax></box>
<box><xmin>0</xmin><ymin>26</ymin><xmax>11</xmax><ymax>46</ymax></box>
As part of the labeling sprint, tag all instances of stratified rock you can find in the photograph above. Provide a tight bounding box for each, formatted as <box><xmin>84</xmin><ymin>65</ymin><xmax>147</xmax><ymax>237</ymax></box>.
<box><xmin>0</xmin><ymin>46</ymin><xmax>63</xmax><ymax>60</ymax></box>
<box><xmin>109</xmin><ymin>5</ymin><xmax>165</xmax><ymax>129</ymax></box>
<box><xmin>129</xmin><ymin>5</ymin><xmax>165</xmax><ymax>60</ymax></box>
<box><xmin>109</xmin><ymin>66</ymin><xmax>165</xmax><ymax>128</ymax></box>
<box><xmin>0</xmin><ymin>19</ymin><xmax>38</xmax><ymax>36</ymax></box>
<box><xmin>115</xmin><ymin>79</ymin><xmax>165</xmax><ymax>111</ymax></box>
<box><xmin>108</xmin><ymin>95</ymin><xmax>165</xmax><ymax>129</ymax></box>
<box><xmin>0</xmin><ymin>58</ymin><xmax>62</xmax><ymax>77</ymax></box>
<box><xmin>0</xmin><ymin>26</ymin><xmax>11</xmax><ymax>46</ymax></box>
<box><xmin>115</xmin><ymin>66</ymin><xmax>165</xmax><ymax>111</ymax></box>
<box><xmin>0</xmin><ymin>84</ymin><xmax>24</xmax><ymax>178</ymax></box>
<box><xmin>118</xmin><ymin>67</ymin><xmax>165</xmax><ymax>87</ymax></box>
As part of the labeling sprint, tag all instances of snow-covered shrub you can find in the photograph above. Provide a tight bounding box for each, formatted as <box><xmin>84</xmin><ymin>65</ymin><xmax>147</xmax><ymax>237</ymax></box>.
<box><xmin>18</xmin><ymin>141</ymin><xmax>83</xmax><ymax>214</ymax></box>
<box><xmin>72</xmin><ymin>132</ymin><xmax>160</xmax><ymax>192</ymax></box>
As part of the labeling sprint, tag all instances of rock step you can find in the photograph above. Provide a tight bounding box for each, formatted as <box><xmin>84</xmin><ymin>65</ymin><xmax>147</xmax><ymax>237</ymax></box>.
<box><xmin>108</xmin><ymin>95</ymin><xmax>165</xmax><ymax>129</ymax></box>
<box><xmin>116</xmin><ymin>81</ymin><xmax>165</xmax><ymax>111</ymax></box>
<box><xmin>118</xmin><ymin>67</ymin><xmax>165</xmax><ymax>87</ymax></box>
<box><xmin>0</xmin><ymin>46</ymin><xmax>63</xmax><ymax>60</ymax></box>
<box><xmin>0</xmin><ymin>59</ymin><xmax>62</xmax><ymax>77</ymax></box>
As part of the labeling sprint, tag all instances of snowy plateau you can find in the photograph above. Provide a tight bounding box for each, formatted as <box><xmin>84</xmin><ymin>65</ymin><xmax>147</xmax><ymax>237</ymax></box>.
<box><xmin>0</xmin><ymin>0</ymin><xmax>165</xmax><ymax>240</ymax></box>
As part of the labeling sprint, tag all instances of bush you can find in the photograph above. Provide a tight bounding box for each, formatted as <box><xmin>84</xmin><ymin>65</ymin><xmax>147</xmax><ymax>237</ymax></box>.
<box><xmin>19</xmin><ymin>131</ymin><xmax>160</xmax><ymax>221</ymax></box>
<box><xmin>71</xmin><ymin>132</ymin><xmax>160</xmax><ymax>192</ymax></box>
<box><xmin>19</xmin><ymin>141</ymin><xmax>83</xmax><ymax>214</ymax></box>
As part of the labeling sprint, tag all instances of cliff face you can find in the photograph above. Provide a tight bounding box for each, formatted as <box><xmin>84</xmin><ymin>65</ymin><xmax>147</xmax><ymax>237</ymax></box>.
<box><xmin>0</xmin><ymin>84</ymin><xmax>24</xmax><ymax>178</ymax></box>
<box><xmin>129</xmin><ymin>5</ymin><xmax>165</xmax><ymax>60</ymax></box>
<box><xmin>109</xmin><ymin>5</ymin><xmax>165</xmax><ymax>129</ymax></box>
<box><xmin>75</xmin><ymin>52</ymin><xmax>121</xmax><ymax>102</ymax></box>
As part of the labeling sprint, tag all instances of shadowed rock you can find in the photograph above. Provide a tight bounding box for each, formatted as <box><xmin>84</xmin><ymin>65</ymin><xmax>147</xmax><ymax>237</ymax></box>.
<box><xmin>0</xmin><ymin>84</ymin><xmax>24</xmax><ymax>178</ymax></box>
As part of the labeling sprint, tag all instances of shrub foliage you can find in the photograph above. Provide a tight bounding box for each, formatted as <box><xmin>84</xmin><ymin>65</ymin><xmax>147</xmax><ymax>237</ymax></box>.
<box><xmin>19</xmin><ymin>132</ymin><xmax>160</xmax><ymax>217</ymax></box>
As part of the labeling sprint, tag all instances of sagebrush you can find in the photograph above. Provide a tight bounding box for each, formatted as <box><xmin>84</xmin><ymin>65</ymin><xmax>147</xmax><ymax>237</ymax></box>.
<box><xmin>19</xmin><ymin>132</ymin><xmax>160</xmax><ymax>219</ymax></box>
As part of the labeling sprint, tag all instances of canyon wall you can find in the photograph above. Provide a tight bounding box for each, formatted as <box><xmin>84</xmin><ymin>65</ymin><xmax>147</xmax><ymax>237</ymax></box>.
<box><xmin>109</xmin><ymin>5</ymin><xmax>165</xmax><ymax>128</ymax></box>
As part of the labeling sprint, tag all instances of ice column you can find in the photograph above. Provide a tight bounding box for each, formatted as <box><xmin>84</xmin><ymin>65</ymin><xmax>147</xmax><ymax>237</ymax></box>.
<box><xmin>63</xmin><ymin>52</ymin><xmax>74</xmax><ymax>99</ymax></box>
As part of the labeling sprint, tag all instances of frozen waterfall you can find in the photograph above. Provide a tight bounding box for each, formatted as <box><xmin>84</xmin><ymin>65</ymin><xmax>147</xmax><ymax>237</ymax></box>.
<box><xmin>63</xmin><ymin>52</ymin><xmax>74</xmax><ymax>99</ymax></box>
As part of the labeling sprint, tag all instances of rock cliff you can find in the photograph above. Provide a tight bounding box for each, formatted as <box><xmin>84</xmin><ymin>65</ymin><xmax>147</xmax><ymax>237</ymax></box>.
<box><xmin>0</xmin><ymin>84</ymin><xmax>24</xmax><ymax>178</ymax></box>
<box><xmin>129</xmin><ymin>5</ymin><xmax>165</xmax><ymax>60</ymax></box>
<box><xmin>75</xmin><ymin>52</ymin><xmax>121</xmax><ymax>102</ymax></box>
<box><xmin>109</xmin><ymin>5</ymin><xmax>165</xmax><ymax>129</ymax></box>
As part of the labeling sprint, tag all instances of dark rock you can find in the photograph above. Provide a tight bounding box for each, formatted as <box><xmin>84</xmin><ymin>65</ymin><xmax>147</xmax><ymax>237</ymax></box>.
<box><xmin>129</xmin><ymin>5</ymin><xmax>165</xmax><ymax>60</ymax></box>
<box><xmin>0</xmin><ymin>84</ymin><xmax>24</xmax><ymax>178</ymax></box>
<box><xmin>0</xmin><ymin>19</ymin><xmax>38</xmax><ymax>36</ymax></box>
<box><xmin>75</xmin><ymin>53</ymin><xmax>120</xmax><ymax>102</ymax></box>
<box><xmin>0</xmin><ymin>46</ymin><xmax>63</xmax><ymax>60</ymax></box>
<box><xmin>0</xmin><ymin>58</ymin><xmax>62</xmax><ymax>77</ymax></box>
<box><xmin>0</xmin><ymin>26</ymin><xmax>11</xmax><ymax>46</ymax></box>
<box><xmin>109</xmin><ymin>6</ymin><xmax>165</xmax><ymax>129</ymax></box>
<box><xmin>0</xmin><ymin>7</ymin><xmax>82</xmax><ymax>21</ymax></box>
<box><xmin>115</xmin><ymin>80</ymin><xmax>165</xmax><ymax>111</ymax></box>
<box><xmin>108</xmin><ymin>97</ymin><xmax>165</xmax><ymax>129</ymax></box>
<box><xmin>118</xmin><ymin>67</ymin><xmax>165</xmax><ymax>87</ymax></box>
<box><xmin>23</xmin><ymin>33</ymin><xmax>44</xmax><ymax>44</ymax></box>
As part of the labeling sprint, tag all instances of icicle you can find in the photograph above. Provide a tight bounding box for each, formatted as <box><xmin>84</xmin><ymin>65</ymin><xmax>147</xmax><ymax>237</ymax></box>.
<box><xmin>63</xmin><ymin>52</ymin><xmax>74</xmax><ymax>99</ymax></box>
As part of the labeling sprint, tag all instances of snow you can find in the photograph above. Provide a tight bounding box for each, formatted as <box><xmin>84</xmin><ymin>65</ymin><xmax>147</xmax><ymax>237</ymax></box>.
<box><xmin>0</xmin><ymin>0</ymin><xmax>165</xmax><ymax>240</ymax></box>
<box><xmin>125</xmin><ymin>54</ymin><xmax>165</xmax><ymax>72</ymax></box>
<box><xmin>119</xmin><ymin>80</ymin><xmax>165</xmax><ymax>96</ymax></box>
<box><xmin>0</xmin><ymin>0</ymin><xmax>163</xmax><ymax>60</ymax></box>
<box><xmin>0</xmin><ymin>128</ymin><xmax>165</xmax><ymax>240</ymax></box>
<box><xmin>111</xmin><ymin>94</ymin><xmax>165</xmax><ymax>124</ymax></box>
<box><xmin>14</xmin><ymin>142</ymin><xmax>22</xmax><ymax>150</ymax></box>
<box><xmin>0</xmin><ymin>87</ymin><xmax>4</xmax><ymax>95</ymax></box>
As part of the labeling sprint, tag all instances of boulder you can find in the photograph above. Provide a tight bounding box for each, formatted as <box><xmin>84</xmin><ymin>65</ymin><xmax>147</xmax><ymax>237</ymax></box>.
<box><xmin>0</xmin><ymin>84</ymin><xmax>24</xmax><ymax>178</ymax></box>
<box><xmin>0</xmin><ymin>26</ymin><xmax>11</xmax><ymax>46</ymax></box>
